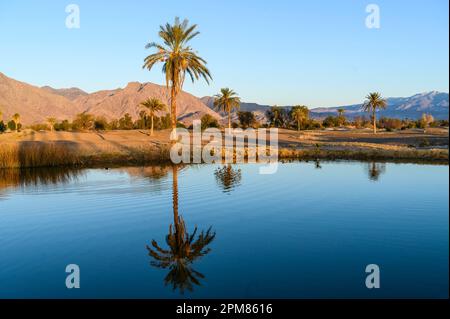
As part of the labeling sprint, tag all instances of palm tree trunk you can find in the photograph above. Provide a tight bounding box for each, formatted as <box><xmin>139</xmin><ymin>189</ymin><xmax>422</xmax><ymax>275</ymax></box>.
<box><xmin>172</xmin><ymin>165</ymin><xmax>179</xmax><ymax>225</ymax></box>
<box><xmin>170</xmin><ymin>86</ymin><xmax>177</xmax><ymax>141</ymax></box>
<box><xmin>373</xmin><ymin>110</ymin><xmax>377</xmax><ymax>134</ymax></box>
<box><xmin>298</xmin><ymin>120</ymin><xmax>300</xmax><ymax>131</ymax></box>
<box><xmin>151</xmin><ymin>116</ymin><xmax>154</xmax><ymax>136</ymax></box>
<box><xmin>228</xmin><ymin>112</ymin><xmax>231</xmax><ymax>130</ymax></box>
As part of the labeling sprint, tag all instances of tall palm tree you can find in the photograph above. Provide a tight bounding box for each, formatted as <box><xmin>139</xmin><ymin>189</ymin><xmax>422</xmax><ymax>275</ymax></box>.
<box><xmin>290</xmin><ymin>105</ymin><xmax>309</xmax><ymax>131</ymax></box>
<box><xmin>214</xmin><ymin>88</ymin><xmax>241</xmax><ymax>129</ymax></box>
<box><xmin>147</xmin><ymin>165</ymin><xmax>216</xmax><ymax>294</ymax></box>
<box><xmin>12</xmin><ymin>113</ymin><xmax>20</xmax><ymax>131</ymax></box>
<box><xmin>140</xmin><ymin>98</ymin><xmax>167</xmax><ymax>136</ymax></box>
<box><xmin>362</xmin><ymin>92</ymin><xmax>387</xmax><ymax>134</ymax></box>
<box><xmin>47</xmin><ymin>117</ymin><xmax>57</xmax><ymax>132</ymax></box>
<box><xmin>143</xmin><ymin>18</ymin><xmax>212</xmax><ymax>140</ymax></box>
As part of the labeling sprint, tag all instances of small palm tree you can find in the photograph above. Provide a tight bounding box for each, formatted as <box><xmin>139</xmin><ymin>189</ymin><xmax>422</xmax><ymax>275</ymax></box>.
<box><xmin>337</xmin><ymin>109</ymin><xmax>346</xmax><ymax>126</ymax></box>
<box><xmin>12</xmin><ymin>113</ymin><xmax>20</xmax><ymax>131</ymax></box>
<box><xmin>143</xmin><ymin>17</ymin><xmax>212</xmax><ymax>140</ymax></box>
<box><xmin>47</xmin><ymin>117</ymin><xmax>57</xmax><ymax>131</ymax></box>
<box><xmin>290</xmin><ymin>105</ymin><xmax>309</xmax><ymax>131</ymax></box>
<box><xmin>362</xmin><ymin>92</ymin><xmax>387</xmax><ymax>134</ymax></box>
<box><xmin>140</xmin><ymin>98</ymin><xmax>167</xmax><ymax>136</ymax></box>
<box><xmin>214</xmin><ymin>88</ymin><xmax>241</xmax><ymax>129</ymax></box>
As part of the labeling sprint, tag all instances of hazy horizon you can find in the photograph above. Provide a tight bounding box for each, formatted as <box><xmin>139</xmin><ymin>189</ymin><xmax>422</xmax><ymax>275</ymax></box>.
<box><xmin>0</xmin><ymin>0</ymin><xmax>448</xmax><ymax>107</ymax></box>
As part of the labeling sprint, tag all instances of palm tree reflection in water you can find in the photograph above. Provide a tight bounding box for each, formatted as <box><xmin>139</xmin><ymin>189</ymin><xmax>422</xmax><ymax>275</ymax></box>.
<box><xmin>367</xmin><ymin>162</ymin><xmax>386</xmax><ymax>181</ymax></box>
<box><xmin>146</xmin><ymin>165</ymin><xmax>216</xmax><ymax>294</ymax></box>
<box><xmin>214</xmin><ymin>164</ymin><xmax>242</xmax><ymax>193</ymax></box>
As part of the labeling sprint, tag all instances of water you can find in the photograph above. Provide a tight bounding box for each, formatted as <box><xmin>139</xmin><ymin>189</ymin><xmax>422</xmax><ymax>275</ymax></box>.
<box><xmin>0</xmin><ymin>162</ymin><xmax>448</xmax><ymax>298</ymax></box>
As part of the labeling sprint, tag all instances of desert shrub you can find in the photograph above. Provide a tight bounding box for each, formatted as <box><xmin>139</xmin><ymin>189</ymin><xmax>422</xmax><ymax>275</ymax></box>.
<box><xmin>379</xmin><ymin>117</ymin><xmax>402</xmax><ymax>131</ymax></box>
<box><xmin>118</xmin><ymin>113</ymin><xmax>134</xmax><ymax>130</ymax></box>
<box><xmin>72</xmin><ymin>113</ymin><xmax>95</xmax><ymax>131</ymax></box>
<box><xmin>201</xmin><ymin>114</ymin><xmax>220</xmax><ymax>130</ymax></box>
<box><xmin>7</xmin><ymin>120</ymin><xmax>16</xmax><ymax>131</ymax></box>
<box><xmin>0</xmin><ymin>121</ymin><xmax>5</xmax><ymax>133</ymax></box>
<box><xmin>418</xmin><ymin>114</ymin><xmax>434</xmax><ymax>129</ymax></box>
<box><xmin>94</xmin><ymin>116</ymin><xmax>109</xmax><ymax>130</ymax></box>
<box><xmin>305</xmin><ymin>119</ymin><xmax>322</xmax><ymax>130</ymax></box>
<box><xmin>54</xmin><ymin>120</ymin><xmax>71</xmax><ymax>131</ymax></box>
<box><xmin>29</xmin><ymin>123</ymin><xmax>50</xmax><ymax>131</ymax></box>
<box><xmin>322</xmin><ymin>116</ymin><xmax>339</xmax><ymax>128</ymax></box>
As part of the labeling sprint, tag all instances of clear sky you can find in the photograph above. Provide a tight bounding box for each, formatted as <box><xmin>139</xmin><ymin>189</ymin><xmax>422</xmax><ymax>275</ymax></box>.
<box><xmin>0</xmin><ymin>0</ymin><xmax>448</xmax><ymax>107</ymax></box>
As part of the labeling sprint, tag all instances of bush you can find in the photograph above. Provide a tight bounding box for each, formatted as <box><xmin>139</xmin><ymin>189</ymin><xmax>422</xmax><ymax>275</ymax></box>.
<box><xmin>7</xmin><ymin>120</ymin><xmax>16</xmax><ymax>131</ymax></box>
<box><xmin>379</xmin><ymin>117</ymin><xmax>402</xmax><ymax>131</ymax></box>
<box><xmin>201</xmin><ymin>114</ymin><xmax>220</xmax><ymax>130</ymax></box>
<box><xmin>29</xmin><ymin>123</ymin><xmax>49</xmax><ymax>131</ymax></box>
<box><xmin>94</xmin><ymin>116</ymin><xmax>109</xmax><ymax>130</ymax></box>
<box><xmin>118</xmin><ymin>113</ymin><xmax>134</xmax><ymax>130</ymax></box>
<box><xmin>55</xmin><ymin>120</ymin><xmax>71</xmax><ymax>131</ymax></box>
<box><xmin>72</xmin><ymin>113</ymin><xmax>95</xmax><ymax>131</ymax></box>
<box><xmin>322</xmin><ymin>116</ymin><xmax>339</xmax><ymax>128</ymax></box>
<box><xmin>0</xmin><ymin>121</ymin><xmax>7</xmax><ymax>133</ymax></box>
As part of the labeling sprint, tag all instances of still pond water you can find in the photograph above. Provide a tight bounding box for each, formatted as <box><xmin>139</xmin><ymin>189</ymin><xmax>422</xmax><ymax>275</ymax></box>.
<box><xmin>0</xmin><ymin>161</ymin><xmax>448</xmax><ymax>298</ymax></box>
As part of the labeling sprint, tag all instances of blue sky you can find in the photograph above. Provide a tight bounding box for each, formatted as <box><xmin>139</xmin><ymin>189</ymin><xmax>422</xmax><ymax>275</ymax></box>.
<box><xmin>0</xmin><ymin>0</ymin><xmax>448</xmax><ymax>107</ymax></box>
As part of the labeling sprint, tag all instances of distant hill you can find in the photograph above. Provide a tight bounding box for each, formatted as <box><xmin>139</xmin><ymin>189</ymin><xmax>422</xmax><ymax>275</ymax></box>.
<box><xmin>41</xmin><ymin>86</ymin><xmax>88</xmax><ymax>101</ymax></box>
<box><xmin>203</xmin><ymin>92</ymin><xmax>449</xmax><ymax>121</ymax></box>
<box><xmin>0</xmin><ymin>72</ymin><xmax>220</xmax><ymax>125</ymax></box>
<box><xmin>312</xmin><ymin>91</ymin><xmax>449</xmax><ymax>120</ymax></box>
<box><xmin>0</xmin><ymin>72</ymin><xmax>84</xmax><ymax>124</ymax></box>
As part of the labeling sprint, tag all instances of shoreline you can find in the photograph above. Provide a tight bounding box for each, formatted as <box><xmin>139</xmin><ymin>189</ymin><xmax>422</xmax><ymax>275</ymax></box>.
<box><xmin>0</xmin><ymin>128</ymin><xmax>448</xmax><ymax>168</ymax></box>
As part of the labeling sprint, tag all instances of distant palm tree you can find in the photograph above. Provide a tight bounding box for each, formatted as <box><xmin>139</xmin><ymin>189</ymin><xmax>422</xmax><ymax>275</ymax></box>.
<box><xmin>47</xmin><ymin>117</ymin><xmax>57</xmax><ymax>131</ymax></box>
<box><xmin>12</xmin><ymin>113</ymin><xmax>20</xmax><ymax>131</ymax></box>
<box><xmin>337</xmin><ymin>108</ymin><xmax>346</xmax><ymax>126</ymax></box>
<box><xmin>290</xmin><ymin>105</ymin><xmax>309</xmax><ymax>131</ymax></box>
<box><xmin>140</xmin><ymin>98</ymin><xmax>167</xmax><ymax>136</ymax></box>
<box><xmin>147</xmin><ymin>166</ymin><xmax>216</xmax><ymax>294</ymax></box>
<box><xmin>362</xmin><ymin>92</ymin><xmax>387</xmax><ymax>134</ymax></box>
<box><xmin>143</xmin><ymin>18</ymin><xmax>212</xmax><ymax>140</ymax></box>
<box><xmin>214</xmin><ymin>88</ymin><xmax>241</xmax><ymax>129</ymax></box>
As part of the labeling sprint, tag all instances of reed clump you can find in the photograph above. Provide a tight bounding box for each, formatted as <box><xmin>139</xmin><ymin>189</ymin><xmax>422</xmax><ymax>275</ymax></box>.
<box><xmin>0</xmin><ymin>142</ymin><xmax>82</xmax><ymax>168</ymax></box>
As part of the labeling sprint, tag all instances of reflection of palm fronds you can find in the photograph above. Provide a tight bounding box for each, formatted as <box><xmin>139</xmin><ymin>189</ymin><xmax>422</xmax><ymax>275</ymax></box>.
<box><xmin>147</xmin><ymin>215</ymin><xmax>216</xmax><ymax>294</ymax></box>
<box><xmin>214</xmin><ymin>165</ymin><xmax>242</xmax><ymax>193</ymax></box>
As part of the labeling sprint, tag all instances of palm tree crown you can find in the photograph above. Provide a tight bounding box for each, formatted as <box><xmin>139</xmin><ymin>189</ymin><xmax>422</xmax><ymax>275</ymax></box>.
<box><xmin>140</xmin><ymin>98</ymin><xmax>167</xmax><ymax>136</ymax></box>
<box><xmin>290</xmin><ymin>105</ymin><xmax>309</xmax><ymax>131</ymax></box>
<box><xmin>143</xmin><ymin>17</ymin><xmax>212</xmax><ymax>138</ymax></box>
<box><xmin>140</xmin><ymin>98</ymin><xmax>167</xmax><ymax>116</ymax></box>
<box><xmin>214</xmin><ymin>88</ymin><xmax>241</xmax><ymax>129</ymax></box>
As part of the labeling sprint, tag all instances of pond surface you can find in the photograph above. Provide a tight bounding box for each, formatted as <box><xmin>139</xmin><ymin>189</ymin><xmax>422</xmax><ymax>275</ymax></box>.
<box><xmin>0</xmin><ymin>161</ymin><xmax>448</xmax><ymax>298</ymax></box>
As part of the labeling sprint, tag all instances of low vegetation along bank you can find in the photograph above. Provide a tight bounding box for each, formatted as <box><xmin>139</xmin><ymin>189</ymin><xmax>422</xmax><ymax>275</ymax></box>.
<box><xmin>0</xmin><ymin>129</ymin><xmax>447</xmax><ymax>169</ymax></box>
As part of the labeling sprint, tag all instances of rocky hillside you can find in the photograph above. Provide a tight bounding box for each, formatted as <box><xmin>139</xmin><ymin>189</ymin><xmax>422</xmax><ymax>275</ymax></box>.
<box><xmin>0</xmin><ymin>72</ymin><xmax>220</xmax><ymax>125</ymax></box>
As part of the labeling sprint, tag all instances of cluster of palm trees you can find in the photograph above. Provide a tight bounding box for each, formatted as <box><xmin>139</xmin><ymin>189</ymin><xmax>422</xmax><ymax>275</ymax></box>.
<box><xmin>142</xmin><ymin>17</ymin><xmax>388</xmax><ymax>137</ymax></box>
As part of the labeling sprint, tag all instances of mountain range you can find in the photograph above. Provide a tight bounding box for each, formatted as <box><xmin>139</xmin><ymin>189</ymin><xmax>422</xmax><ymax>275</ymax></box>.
<box><xmin>0</xmin><ymin>71</ymin><xmax>448</xmax><ymax>125</ymax></box>
<box><xmin>202</xmin><ymin>92</ymin><xmax>449</xmax><ymax>120</ymax></box>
